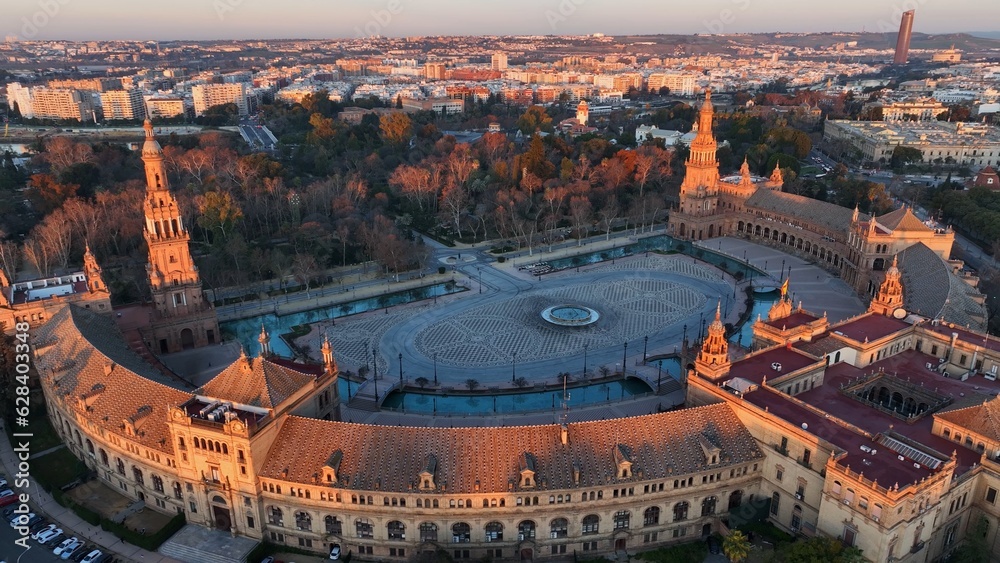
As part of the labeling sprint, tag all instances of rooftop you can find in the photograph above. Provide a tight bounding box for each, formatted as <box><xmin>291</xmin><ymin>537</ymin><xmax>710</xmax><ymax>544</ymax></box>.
<box><xmin>764</xmin><ymin>311</ymin><xmax>821</xmax><ymax>331</ymax></box>
<box><xmin>726</xmin><ymin>346</ymin><xmax>819</xmax><ymax>385</ymax></box>
<box><xmin>744</xmin><ymin>189</ymin><xmax>864</xmax><ymax>234</ymax></box>
<box><xmin>832</xmin><ymin>313</ymin><xmax>911</xmax><ymax>343</ymax></box>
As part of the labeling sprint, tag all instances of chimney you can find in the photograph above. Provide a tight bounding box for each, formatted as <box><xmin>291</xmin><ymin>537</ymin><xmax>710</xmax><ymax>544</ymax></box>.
<box><xmin>560</xmin><ymin>424</ymin><xmax>569</xmax><ymax>445</ymax></box>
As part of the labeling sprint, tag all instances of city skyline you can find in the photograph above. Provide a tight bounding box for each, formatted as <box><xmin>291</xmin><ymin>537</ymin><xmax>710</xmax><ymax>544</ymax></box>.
<box><xmin>6</xmin><ymin>0</ymin><xmax>999</xmax><ymax>41</ymax></box>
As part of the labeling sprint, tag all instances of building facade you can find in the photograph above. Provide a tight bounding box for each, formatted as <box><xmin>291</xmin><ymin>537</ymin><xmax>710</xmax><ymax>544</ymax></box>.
<box><xmin>100</xmin><ymin>88</ymin><xmax>146</xmax><ymax>121</ymax></box>
<box><xmin>191</xmin><ymin>83</ymin><xmax>250</xmax><ymax>116</ymax></box>
<box><xmin>894</xmin><ymin>10</ymin><xmax>915</xmax><ymax>64</ymax></box>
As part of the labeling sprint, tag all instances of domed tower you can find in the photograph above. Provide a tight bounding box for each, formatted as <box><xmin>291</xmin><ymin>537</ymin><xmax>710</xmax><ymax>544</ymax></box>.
<box><xmin>141</xmin><ymin>119</ymin><xmax>219</xmax><ymax>353</ymax></box>
<box><xmin>576</xmin><ymin>100</ymin><xmax>589</xmax><ymax>126</ymax></box>
<box><xmin>870</xmin><ymin>255</ymin><xmax>904</xmax><ymax>316</ymax></box>
<box><xmin>695</xmin><ymin>301</ymin><xmax>730</xmax><ymax>380</ymax></box>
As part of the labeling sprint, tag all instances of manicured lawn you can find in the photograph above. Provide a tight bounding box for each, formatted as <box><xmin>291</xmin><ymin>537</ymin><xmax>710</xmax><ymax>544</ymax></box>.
<box><xmin>32</xmin><ymin>447</ymin><xmax>89</xmax><ymax>490</ymax></box>
<box><xmin>636</xmin><ymin>539</ymin><xmax>709</xmax><ymax>563</ymax></box>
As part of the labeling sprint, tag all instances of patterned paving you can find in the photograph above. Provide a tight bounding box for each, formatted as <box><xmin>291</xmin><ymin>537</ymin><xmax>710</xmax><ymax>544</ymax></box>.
<box><xmin>415</xmin><ymin>276</ymin><xmax>705</xmax><ymax>368</ymax></box>
<box><xmin>304</xmin><ymin>308</ymin><xmax>422</xmax><ymax>376</ymax></box>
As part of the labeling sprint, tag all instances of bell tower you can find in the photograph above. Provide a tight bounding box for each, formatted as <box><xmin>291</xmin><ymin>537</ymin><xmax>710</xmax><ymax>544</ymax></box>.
<box><xmin>82</xmin><ymin>243</ymin><xmax>108</xmax><ymax>294</ymax></box>
<box><xmin>695</xmin><ymin>301</ymin><xmax>730</xmax><ymax>380</ymax></box>
<box><xmin>870</xmin><ymin>255</ymin><xmax>904</xmax><ymax>316</ymax></box>
<box><xmin>669</xmin><ymin>91</ymin><xmax>724</xmax><ymax>241</ymax></box>
<box><xmin>141</xmin><ymin>119</ymin><xmax>219</xmax><ymax>354</ymax></box>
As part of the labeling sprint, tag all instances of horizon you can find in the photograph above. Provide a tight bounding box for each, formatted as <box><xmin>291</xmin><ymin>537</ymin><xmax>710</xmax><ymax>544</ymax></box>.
<box><xmin>6</xmin><ymin>0</ymin><xmax>999</xmax><ymax>42</ymax></box>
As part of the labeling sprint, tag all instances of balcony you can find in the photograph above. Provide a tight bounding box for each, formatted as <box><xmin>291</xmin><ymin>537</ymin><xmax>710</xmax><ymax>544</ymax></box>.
<box><xmin>910</xmin><ymin>541</ymin><xmax>925</xmax><ymax>554</ymax></box>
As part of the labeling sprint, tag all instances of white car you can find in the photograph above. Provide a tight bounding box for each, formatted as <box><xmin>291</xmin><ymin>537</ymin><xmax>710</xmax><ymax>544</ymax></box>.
<box><xmin>30</xmin><ymin>523</ymin><xmax>56</xmax><ymax>540</ymax></box>
<box><xmin>9</xmin><ymin>512</ymin><xmax>33</xmax><ymax>527</ymax></box>
<box><xmin>35</xmin><ymin>527</ymin><xmax>63</xmax><ymax>544</ymax></box>
<box><xmin>80</xmin><ymin>550</ymin><xmax>103</xmax><ymax>563</ymax></box>
<box><xmin>54</xmin><ymin>537</ymin><xmax>81</xmax><ymax>556</ymax></box>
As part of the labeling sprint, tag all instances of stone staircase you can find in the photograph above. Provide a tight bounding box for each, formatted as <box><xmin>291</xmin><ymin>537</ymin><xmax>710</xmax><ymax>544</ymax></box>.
<box><xmin>159</xmin><ymin>524</ymin><xmax>258</xmax><ymax>563</ymax></box>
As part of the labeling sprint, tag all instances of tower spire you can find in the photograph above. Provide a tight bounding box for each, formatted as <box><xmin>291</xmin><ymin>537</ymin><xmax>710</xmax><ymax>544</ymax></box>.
<box><xmin>321</xmin><ymin>333</ymin><xmax>337</xmax><ymax>374</ymax></box>
<box><xmin>696</xmin><ymin>298</ymin><xmax>730</xmax><ymax>379</ymax></box>
<box><xmin>870</xmin><ymin>254</ymin><xmax>904</xmax><ymax>316</ymax></box>
<box><xmin>258</xmin><ymin>323</ymin><xmax>271</xmax><ymax>356</ymax></box>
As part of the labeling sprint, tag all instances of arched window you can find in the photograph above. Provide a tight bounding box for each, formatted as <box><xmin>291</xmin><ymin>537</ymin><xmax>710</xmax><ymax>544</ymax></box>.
<box><xmin>770</xmin><ymin>492</ymin><xmax>780</xmax><ymax>515</ymax></box>
<box><xmin>86</xmin><ymin>439</ymin><xmax>94</xmax><ymax>455</ymax></box>
<box><xmin>132</xmin><ymin>466</ymin><xmax>144</xmax><ymax>486</ymax></box>
<box><xmin>582</xmin><ymin>515</ymin><xmax>599</xmax><ymax>535</ymax></box>
<box><xmin>550</xmin><ymin>518</ymin><xmax>568</xmax><ymax>538</ymax></box>
<box><xmin>643</xmin><ymin>506</ymin><xmax>660</xmax><ymax>526</ymax></box>
<box><xmin>325</xmin><ymin>515</ymin><xmax>342</xmax><ymax>535</ymax></box>
<box><xmin>116</xmin><ymin>458</ymin><xmax>125</xmax><ymax>475</ymax></box>
<box><xmin>100</xmin><ymin>449</ymin><xmax>109</xmax><ymax>466</ymax></box>
<box><xmin>518</xmin><ymin>520</ymin><xmax>536</xmax><ymax>540</ymax></box>
<box><xmin>268</xmin><ymin>506</ymin><xmax>283</xmax><ymax>526</ymax></box>
<box><xmin>387</xmin><ymin>520</ymin><xmax>406</xmax><ymax>541</ymax></box>
<box><xmin>355</xmin><ymin>518</ymin><xmax>373</xmax><ymax>538</ymax></box>
<box><xmin>673</xmin><ymin>501</ymin><xmax>689</xmax><ymax>521</ymax></box>
<box><xmin>702</xmin><ymin>496</ymin><xmax>717</xmax><ymax>516</ymax></box>
<box><xmin>172</xmin><ymin>482</ymin><xmax>182</xmax><ymax>499</ymax></box>
<box><xmin>295</xmin><ymin>511</ymin><xmax>311</xmax><ymax>531</ymax></box>
<box><xmin>728</xmin><ymin>490</ymin><xmax>743</xmax><ymax>510</ymax></box>
<box><xmin>613</xmin><ymin>510</ymin><xmax>630</xmax><ymax>529</ymax></box>
<box><xmin>832</xmin><ymin>481</ymin><xmax>842</xmax><ymax>495</ymax></box>
<box><xmin>419</xmin><ymin>522</ymin><xmax>438</xmax><ymax>542</ymax></box>
<box><xmin>485</xmin><ymin>521</ymin><xmax>503</xmax><ymax>542</ymax></box>
<box><xmin>452</xmin><ymin>522</ymin><xmax>471</xmax><ymax>543</ymax></box>
<box><xmin>152</xmin><ymin>475</ymin><xmax>164</xmax><ymax>493</ymax></box>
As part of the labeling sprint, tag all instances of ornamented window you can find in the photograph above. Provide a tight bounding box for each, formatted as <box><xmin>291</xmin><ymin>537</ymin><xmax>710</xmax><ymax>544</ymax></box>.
<box><xmin>325</xmin><ymin>516</ymin><xmax>342</xmax><ymax>535</ymax></box>
<box><xmin>643</xmin><ymin>507</ymin><xmax>660</xmax><ymax>526</ymax></box>
<box><xmin>518</xmin><ymin>521</ymin><xmax>535</xmax><ymax>540</ymax></box>
<box><xmin>355</xmin><ymin>518</ymin><xmax>373</xmax><ymax>538</ymax></box>
<box><xmin>268</xmin><ymin>506</ymin><xmax>283</xmax><ymax>526</ymax></box>
<box><xmin>614</xmin><ymin>510</ymin><xmax>631</xmax><ymax>530</ymax></box>
<box><xmin>419</xmin><ymin>522</ymin><xmax>438</xmax><ymax>543</ymax></box>
<box><xmin>295</xmin><ymin>511</ymin><xmax>311</xmax><ymax>531</ymax></box>
<box><xmin>673</xmin><ymin>501</ymin><xmax>689</xmax><ymax>522</ymax></box>
<box><xmin>387</xmin><ymin>520</ymin><xmax>406</xmax><ymax>541</ymax></box>
<box><xmin>452</xmin><ymin>522</ymin><xmax>471</xmax><ymax>543</ymax></box>
<box><xmin>582</xmin><ymin>515</ymin><xmax>599</xmax><ymax>535</ymax></box>
<box><xmin>485</xmin><ymin>522</ymin><xmax>503</xmax><ymax>542</ymax></box>
<box><xmin>550</xmin><ymin>518</ymin><xmax>568</xmax><ymax>539</ymax></box>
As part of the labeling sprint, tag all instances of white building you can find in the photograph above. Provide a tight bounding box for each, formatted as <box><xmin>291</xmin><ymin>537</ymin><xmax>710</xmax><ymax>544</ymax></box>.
<box><xmin>99</xmin><ymin>89</ymin><xmax>146</xmax><ymax>121</ymax></box>
<box><xmin>6</xmin><ymin>82</ymin><xmax>33</xmax><ymax>118</ymax></box>
<box><xmin>635</xmin><ymin>124</ymin><xmax>683</xmax><ymax>146</ymax></box>
<box><xmin>825</xmin><ymin>119</ymin><xmax>1000</xmax><ymax>167</ymax></box>
<box><xmin>145</xmin><ymin>97</ymin><xmax>187</xmax><ymax>119</ymax></box>
<box><xmin>23</xmin><ymin>86</ymin><xmax>94</xmax><ymax>121</ymax></box>
<box><xmin>491</xmin><ymin>53</ymin><xmax>508</xmax><ymax>72</ymax></box>
<box><xmin>647</xmin><ymin>73</ymin><xmax>696</xmax><ymax>97</ymax></box>
<box><xmin>191</xmin><ymin>83</ymin><xmax>250</xmax><ymax>116</ymax></box>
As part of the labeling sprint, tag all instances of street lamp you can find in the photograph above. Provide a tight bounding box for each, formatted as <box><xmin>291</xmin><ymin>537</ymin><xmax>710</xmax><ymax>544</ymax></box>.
<box><xmin>643</xmin><ymin>335</ymin><xmax>648</xmax><ymax>362</ymax></box>
<box><xmin>622</xmin><ymin>342</ymin><xmax>628</xmax><ymax>376</ymax></box>
<box><xmin>477</xmin><ymin>267</ymin><xmax>482</xmax><ymax>294</ymax></box>
<box><xmin>364</xmin><ymin>341</ymin><xmax>369</xmax><ymax>371</ymax></box>
<box><xmin>657</xmin><ymin>361</ymin><xmax>662</xmax><ymax>392</ymax></box>
<box><xmin>433</xmin><ymin>353</ymin><xmax>438</xmax><ymax>385</ymax></box>
<box><xmin>398</xmin><ymin>353</ymin><xmax>403</xmax><ymax>383</ymax></box>
<box><xmin>683</xmin><ymin>324</ymin><xmax>688</xmax><ymax>343</ymax></box>
<box><xmin>512</xmin><ymin>352</ymin><xmax>517</xmax><ymax>383</ymax></box>
<box><xmin>583</xmin><ymin>344</ymin><xmax>588</xmax><ymax>376</ymax></box>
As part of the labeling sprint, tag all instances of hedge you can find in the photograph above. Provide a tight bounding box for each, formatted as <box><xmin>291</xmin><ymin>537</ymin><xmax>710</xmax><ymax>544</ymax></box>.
<box><xmin>100</xmin><ymin>511</ymin><xmax>186</xmax><ymax>551</ymax></box>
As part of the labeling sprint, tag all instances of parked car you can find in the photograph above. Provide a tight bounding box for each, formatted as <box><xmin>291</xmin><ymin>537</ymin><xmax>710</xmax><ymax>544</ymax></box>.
<box><xmin>94</xmin><ymin>554</ymin><xmax>114</xmax><ymax>563</ymax></box>
<box><xmin>9</xmin><ymin>512</ymin><xmax>33</xmax><ymax>527</ymax></box>
<box><xmin>260</xmin><ymin>557</ymin><xmax>274</xmax><ymax>563</ymax></box>
<box><xmin>71</xmin><ymin>546</ymin><xmax>95</xmax><ymax>562</ymax></box>
<box><xmin>30</xmin><ymin>523</ymin><xmax>56</xmax><ymax>540</ymax></box>
<box><xmin>80</xmin><ymin>550</ymin><xmax>103</xmax><ymax>563</ymax></box>
<box><xmin>330</xmin><ymin>543</ymin><xmax>341</xmax><ymax>560</ymax></box>
<box><xmin>35</xmin><ymin>527</ymin><xmax>63</xmax><ymax>544</ymax></box>
<box><xmin>44</xmin><ymin>533</ymin><xmax>68</xmax><ymax>547</ymax></box>
<box><xmin>0</xmin><ymin>491</ymin><xmax>19</xmax><ymax>508</ymax></box>
<box><xmin>64</xmin><ymin>543</ymin><xmax>90</xmax><ymax>560</ymax></box>
<box><xmin>54</xmin><ymin>537</ymin><xmax>82</xmax><ymax>556</ymax></box>
<box><xmin>706</xmin><ymin>535</ymin><xmax>721</xmax><ymax>554</ymax></box>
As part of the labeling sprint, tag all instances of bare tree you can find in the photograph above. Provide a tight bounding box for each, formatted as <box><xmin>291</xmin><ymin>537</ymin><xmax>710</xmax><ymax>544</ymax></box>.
<box><xmin>0</xmin><ymin>238</ymin><xmax>20</xmax><ymax>281</ymax></box>
<box><xmin>439</xmin><ymin>180</ymin><xmax>469</xmax><ymax>238</ymax></box>
<box><xmin>599</xmin><ymin>197</ymin><xmax>621</xmax><ymax>240</ymax></box>
<box><xmin>43</xmin><ymin>137</ymin><xmax>93</xmax><ymax>174</ymax></box>
<box><xmin>569</xmin><ymin>196</ymin><xmax>593</xmax><ymax>246</ymax></box>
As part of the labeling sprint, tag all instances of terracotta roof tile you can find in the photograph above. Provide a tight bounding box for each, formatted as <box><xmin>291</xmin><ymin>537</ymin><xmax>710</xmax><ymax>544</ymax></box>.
<box><xmin>258</xmin><ymin>404</ymin><xmax>763</xmax><ymax>493</ymax></box>
<box><xmin>877</xmin><ymin>207</ymin><xmax>933</xmax><ymax>233</ymax></box>
<box><xmin>200</xmin><ymin>355</ymin><xmax>316</xmax><ymax>409</ymax></box>
<box><xmin>745</xmin><ymin>189</ymin><xmax>863</xmax><ymax>233</ymax></box>
<box><xmin>936</xmin><ymin>396</ymin><xmax>1000</xmax><ymax>442</ymax></box>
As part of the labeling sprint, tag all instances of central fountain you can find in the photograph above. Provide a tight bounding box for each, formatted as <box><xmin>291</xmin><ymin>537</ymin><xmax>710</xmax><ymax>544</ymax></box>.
<box><xmin>541</xmin><ymin>304</ymin><xmax>600</xmax><ymax>327</ymax></box>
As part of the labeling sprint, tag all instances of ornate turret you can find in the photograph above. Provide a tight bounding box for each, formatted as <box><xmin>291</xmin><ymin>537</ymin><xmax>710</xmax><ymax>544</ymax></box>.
<box><xmin>695</xmin><ymin>301</ymin><xmax>730</xmax><ymax>380</ymax></box>
<box><xmin>321</xmin><ymin>333</ymin><xmax>337</xmax><ymax>374</ymax></box>
<box><xmin>870</xmin><ymin>255</ymin><xmax>904</xmax><ymax>316</ymax></box>
<box><xmin>687</xmin><ymin>90</ymin><xmax>717</xmax><ymax>168</ymax></box>
<box><xmin>82</xmin><ymin>243</ymin><xmax>107</xmax><ymax>294</ymax></box>
<box><xmin>770</xmin><ymin>162</ymin><xmax>783</xmax><ymax>185</ymax></box>
<box><xmin>258</xmin><ymin>324</ymin><xmax>271</xmax><ymax>356</ymax></box>
<box><xmin>576</xmin><ymin>100</ymin><xmax>589</xmax><ymax>126</ymax></box>
<box><xmin>851</xmin><ymin>204</ymin><xmax>860</xmax><ymax>224</ymax></box>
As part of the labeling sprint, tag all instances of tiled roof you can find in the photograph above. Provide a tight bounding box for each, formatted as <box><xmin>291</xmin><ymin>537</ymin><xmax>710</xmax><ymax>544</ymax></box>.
<box><xmin>258</xmin><ymin>404</ymin><xmax>764</xmax><ymax>493</ymax></box>
<box><xmin>744</xmin><ymin>189</ymin><xmax>863</xmax><ymax>233</ymax></box>
<box><xmin>200</xmin><ymin>354</ymin><xmax>316</xmax><ymax>410</ymax></box>
<box><xmin>35</xmin><ymin>305</ymin><xmax>192</xmax><ymax>454</ymax></box>
<box><xmin>936</xmin><ymin>396</ymin><xmax>1000</xmax><ymax>442</ymax></box>
<box><xmin>877</xmin><ymin>207</ymin><xmax>932</xmax><ymax>233</ymax></box>
<box><xmin>898</xmin><ymin>243</ymin><xmax>986</xmax><ymax>330</ymax></box>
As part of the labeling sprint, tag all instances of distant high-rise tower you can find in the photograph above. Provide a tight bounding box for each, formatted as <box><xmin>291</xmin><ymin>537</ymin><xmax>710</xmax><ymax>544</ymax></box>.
<box><xmin>894</xmin><ymin>10</ymin><xmax>915</xmax><ymax>64</ymax></box>
<box><xmin>491</xmin><ymin>52</ymin><xmax>508</xmax><ymax>72</ymax></box>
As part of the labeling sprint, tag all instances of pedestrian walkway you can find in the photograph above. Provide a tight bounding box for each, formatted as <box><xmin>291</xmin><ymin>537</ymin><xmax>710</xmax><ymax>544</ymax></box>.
<box><xmin>0</xmin><ymin>423</ymin><xmax>182</xmax><ymax>563</ymax></box>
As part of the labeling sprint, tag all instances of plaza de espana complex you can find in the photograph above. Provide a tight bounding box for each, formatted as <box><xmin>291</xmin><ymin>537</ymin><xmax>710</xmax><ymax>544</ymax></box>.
<box><xmin>20</xmin><ymin>105</ymin><xmax>1000</xmax><ymax>563</ymax></box>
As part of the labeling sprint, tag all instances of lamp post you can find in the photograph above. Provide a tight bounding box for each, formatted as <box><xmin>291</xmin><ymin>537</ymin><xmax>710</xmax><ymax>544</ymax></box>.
<box><xmin>477</xmin><ymin>267</ymin><xmax>482</xmax><ymax>294</ymax></box>
<box><xmin>583</xmin><ymin>344</ymin><xmax>588</xmax><ymax>376</ymax></box>
<box><xmin>512</xmin><ymin>351</ymin><xmax>517</xmax><ymax>383</ymax></box>
<box><xmin>622</xmin><ymin>342</ymin><xmax>628</xmax><ymax>376</ymax></box>
<box><xmin>643</xmin><ymin>335</ymin><xmax>648</xmax><ymax>362</ymax></box>
<box><xmin>398</xmin><ymin>353</ymin><xmax>403</xmax><ymax>383</ymax></box>
<box><xmin>364</xmin><ymin>341</ymin><xmax>369</xmax><ymax>371</ymax></box>
<box><xmin>683</xmin><ymin>324</ymin><xmax>688</xmax><ymax>343</ymax></box>
<box><xmin>433</xmin><ymin>353</ymin><xmax>438</xmax><ymax>385</ymax></box>
<box><xmin>657</xmin><ymin>361</ymin><xmax>662</xmax><ymax>392</ymax></box>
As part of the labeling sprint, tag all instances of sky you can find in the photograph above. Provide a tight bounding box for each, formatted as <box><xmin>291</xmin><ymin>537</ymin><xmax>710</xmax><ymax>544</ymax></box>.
<box><xmin>6</xmin><ymin>0</ymin><xmax>999</xmax><ymax>41</ymax></box>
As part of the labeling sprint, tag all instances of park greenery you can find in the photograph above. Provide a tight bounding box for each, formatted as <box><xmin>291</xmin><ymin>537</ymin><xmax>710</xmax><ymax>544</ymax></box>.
<box><xmin>0</xmin><ymin>83</ymin><xmax>986</xmax><ymax>307</ymax></box>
